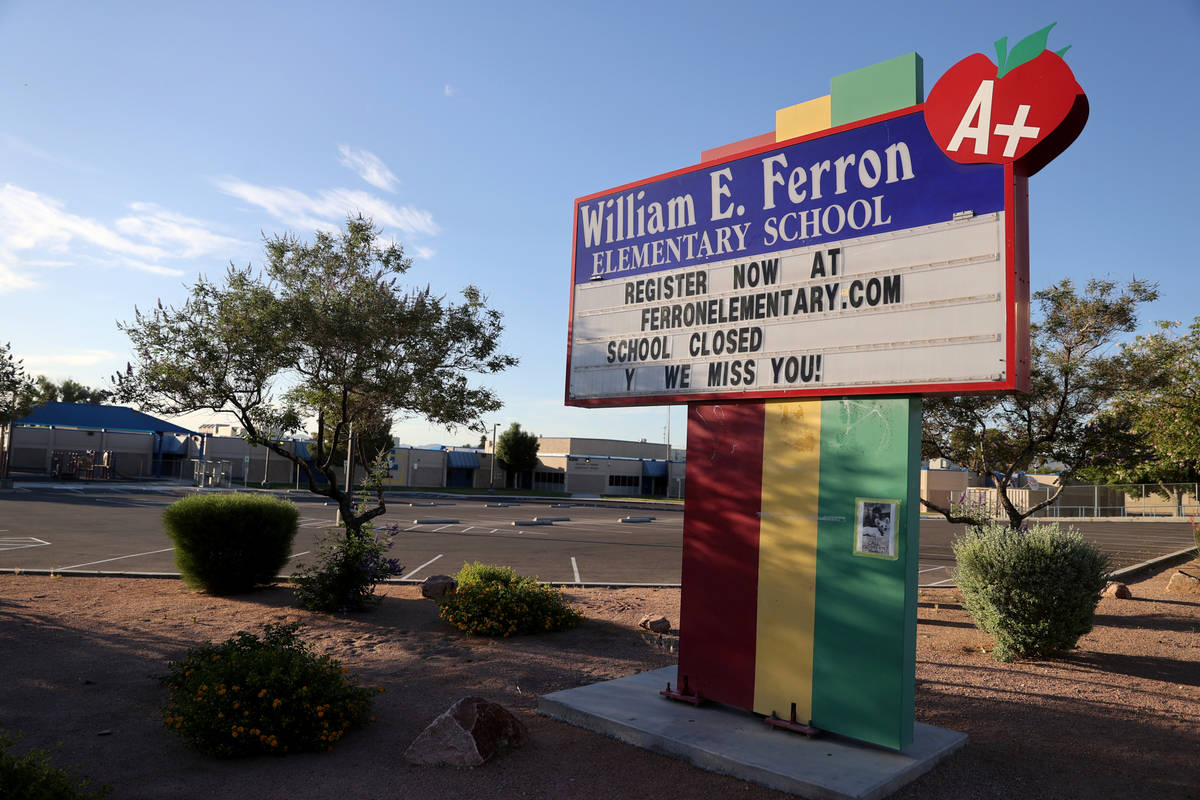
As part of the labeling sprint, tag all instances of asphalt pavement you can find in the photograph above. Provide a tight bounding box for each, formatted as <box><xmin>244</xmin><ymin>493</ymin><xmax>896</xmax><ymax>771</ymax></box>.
<box><xmin>0</xmin><ymin>484</ymin><xmax>1194</xmax><ymax>586</ymax></box>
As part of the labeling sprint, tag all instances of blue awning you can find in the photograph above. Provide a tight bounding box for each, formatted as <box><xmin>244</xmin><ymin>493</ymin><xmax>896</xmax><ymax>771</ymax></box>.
<box><xmin>18</xmin><ymin>402</ymin><xmax>196</xmax><ymax>435</ymax></box>
<box><xmin>641</xmin><ymin>460</ymin><xmax>668</xmax><ymax>478</ymax></box>
<box><xmin>447</xmin><ymin>451</ymin><xmax>480</xmax><ymax>469</ymax></box>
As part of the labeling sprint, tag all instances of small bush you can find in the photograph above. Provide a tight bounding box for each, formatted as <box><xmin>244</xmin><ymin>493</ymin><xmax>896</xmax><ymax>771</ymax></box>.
<box><xmin>954</xmin><ymin>522</ymin><xmax>1110</xmax><ymax>661</ymax></box>
<box><xmin>454</xmin><ymin>562</ymin><xmax>519</xmax><ymax>587</ymax></box>
<box><xmin>0</xmin><ymin>730</ymin><xmax>111</xmax><ymax>799</ymax></box>
<box><xmin>440</xmin><ymin>562</ymin><xmax>583</xmax><ymax>636</ymax></box>
<box><xmin>292</xmin><ymin>524</ymin><xmax>403</xmax><ymax>613</ymax></box>
<box><xmin>162</xmin><ymin>493</ymin><xmax>299</xmax><ymax>595</ymax></box>
<box><xmin>160</xmin><ymin>623</ymin><xmax>379</xmax><ymax>757</ymax></box>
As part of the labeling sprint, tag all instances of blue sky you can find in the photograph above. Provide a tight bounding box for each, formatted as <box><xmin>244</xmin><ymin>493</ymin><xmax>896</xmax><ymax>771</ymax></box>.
<box><xmin>1</xmin><ymin>1</ymin><xmax>1197</xmax><ymax>447</ymax></box>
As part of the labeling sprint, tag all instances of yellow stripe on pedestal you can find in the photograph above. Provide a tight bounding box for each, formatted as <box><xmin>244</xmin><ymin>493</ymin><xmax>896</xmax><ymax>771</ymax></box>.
<box><xmin>753</xmin><ymin>399</ymin><xmax>822</xmax><ymax>722</ymax></box>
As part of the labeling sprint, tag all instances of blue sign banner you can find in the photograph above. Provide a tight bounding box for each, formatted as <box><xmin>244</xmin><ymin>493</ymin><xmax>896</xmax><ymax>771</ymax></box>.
<box><xmin>573</xmin><ymin>109</ymin><xmax>1005</xmax><ymax>285</ymax></box>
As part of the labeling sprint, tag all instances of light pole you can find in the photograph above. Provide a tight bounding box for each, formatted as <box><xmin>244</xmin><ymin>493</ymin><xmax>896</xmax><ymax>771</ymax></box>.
<box><xmin>488</xmin><ymin>422</ymin><xmax>498</xmax><ymax>491</ymax></box>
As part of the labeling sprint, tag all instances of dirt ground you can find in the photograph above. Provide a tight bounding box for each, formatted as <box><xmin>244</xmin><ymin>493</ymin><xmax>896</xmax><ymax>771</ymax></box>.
<box><xmin>1</xmin><ymin>561</ymin><xmax>1198</xmax><ymax>799</ymax></box>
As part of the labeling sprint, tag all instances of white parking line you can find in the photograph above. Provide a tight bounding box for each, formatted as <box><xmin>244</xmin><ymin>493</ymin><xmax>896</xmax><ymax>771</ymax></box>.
<box><xmin>287</xmin><ymin>551</ymin><xmax>310</xmax><ymax>560</ymax></box>
<box><xmin>0</xmin><ymin>537</ymin><xmax>50</xmax><ymax>552</ymax></box>
<box><xmin>571</xmin><ymin>556</ymin><xmax>581</xmax><ymax>584</ymax></box>
<box><xmin>919</xmin><ymin>565</ymin><xmax>947</xmax><ymax>573</ymax></box>
<box><xmin>401</xmin><ymin>554</ymin><xmax>443</xmax><ymax>581</ymax></box>
<box><xmin>57</xmin><ymin>547</ymin><xmax>175</xmax><ymax>571</ymax></box>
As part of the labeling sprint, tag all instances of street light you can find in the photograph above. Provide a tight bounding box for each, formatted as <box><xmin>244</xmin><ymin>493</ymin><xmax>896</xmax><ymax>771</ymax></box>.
<box><xmin>488</xmin><ymin>422</ymin><xmax>498</xmax><ymax>491</ymax></box>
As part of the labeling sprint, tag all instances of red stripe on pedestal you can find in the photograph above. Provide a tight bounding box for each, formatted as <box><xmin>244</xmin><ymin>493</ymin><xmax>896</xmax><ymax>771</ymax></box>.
<box><xmin>677</xmin><ymin>402</ymin><xmax>766</xmax><ymax>709</ymax></box>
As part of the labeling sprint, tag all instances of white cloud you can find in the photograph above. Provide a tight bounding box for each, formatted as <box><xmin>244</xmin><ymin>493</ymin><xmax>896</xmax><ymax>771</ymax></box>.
<box><xmin>25</xmin><ymin>349</ymin><xmax>117</xmax><ymax>367</ymax></box>
<box><xmin>19</xmin><ymin>349</ymin><xmax>122</xmax><ymax>384</ymax></box>
<box><xmin>337</xmin><ymin>145</ymin><xmax>399</xmax><ymax>193</ymax></box>
<box><xmin>0</xmin><ymin>258</ymin><xmax>39</xmax><ymax>293</ymax></box>
<box><xmin>0</xmin><ymin>184</ymin><xmax>165</xmax><ymax>260</ymax></box>
<box><xmin>412</xmin><ymin>246</ymin><xmax>436</xmax><ymax>260</ymax></box>
<box><xmin>216</xmin><ymin>179</ymin><xmax>440</xmax><ymax>237</ymax></box>
<box><xmin>115</xmin><ymin>202</ymin><xmax>246</xmax><ymax>259</ymax></box>
<box><xmin>443</xmin><ymin>84</ymin><xmax>460</xmax><ymax>97</ymax></box>
<box><xmin>121</xmin><ymin>259</ymin><xmax>186</xmax><ymax>277</ymax></box>
<box><xmin>0</xmin><ymin>134</ymin><xmax>95</xmax><ymax>172</ymax></box>
<box><xmin>0</xmin><ymin>184</ymin><xmax>239</xmax><ymax>292</ymax></box>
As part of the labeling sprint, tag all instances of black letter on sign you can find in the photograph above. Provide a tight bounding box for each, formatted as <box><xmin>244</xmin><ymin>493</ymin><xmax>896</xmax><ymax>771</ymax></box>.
<box><xmin>810</xmin><ymin>250</ymin><xmax>826</xmax><ymax>279</ymax></box>
<box><xmin>625</xmin><ymin>368</ymin><xmax>636</xmax><ymax>391</ymax></box>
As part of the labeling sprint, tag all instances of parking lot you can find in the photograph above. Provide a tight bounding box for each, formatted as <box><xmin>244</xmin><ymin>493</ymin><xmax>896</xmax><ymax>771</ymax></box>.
<box><xmin>0</xmin><ymin>486</ymin><xmax>1194</xmax><ymax>586</ymax></box>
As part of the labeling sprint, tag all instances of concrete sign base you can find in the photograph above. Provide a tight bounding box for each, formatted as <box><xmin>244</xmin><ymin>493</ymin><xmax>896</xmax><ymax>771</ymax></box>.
<box><xmin>539</xmin><ymin>666</ymin><xmax>966</xmax><ymax>800</ymax></box>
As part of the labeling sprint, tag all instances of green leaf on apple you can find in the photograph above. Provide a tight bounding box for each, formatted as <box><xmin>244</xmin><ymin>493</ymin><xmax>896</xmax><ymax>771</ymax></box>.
<box><xmin>994</xmin><ymin>22</ymin><xmax>1069</xmax><ymax>79</ymax></box>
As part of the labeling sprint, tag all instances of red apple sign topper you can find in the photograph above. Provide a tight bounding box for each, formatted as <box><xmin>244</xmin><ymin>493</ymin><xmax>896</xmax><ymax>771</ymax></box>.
<box><xmin>925</xmin><ymin>23</ymin><xmax>1089</xmax><ymax>177</ymax></box>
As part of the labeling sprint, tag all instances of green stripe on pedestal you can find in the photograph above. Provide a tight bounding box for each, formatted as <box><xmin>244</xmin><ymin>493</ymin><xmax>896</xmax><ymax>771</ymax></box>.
<box><xmin>810</xmin><ymin>397</ymin><xmax>921</xmax><ymax>750</ymax></box>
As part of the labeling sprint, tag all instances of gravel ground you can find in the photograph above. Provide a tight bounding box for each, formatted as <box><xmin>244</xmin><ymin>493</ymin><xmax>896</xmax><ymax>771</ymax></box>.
<box><xmin>1</xmin><ymin>560</ymin><xmax>1197</xmax><ymax>799</ymax></box>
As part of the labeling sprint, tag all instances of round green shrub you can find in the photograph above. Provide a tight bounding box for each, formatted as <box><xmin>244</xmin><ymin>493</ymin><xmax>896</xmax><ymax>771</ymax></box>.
<box><xmin>162</xmin><ymin>493</ymin><xmax>299</xmax><ymax>595</ymax></box>
<box><xmin>953</xmin><ymin>521</ymin><xmax>1110</xmax><ymax>661</ymax></box>
<box><xmin>160</xmin><ymin>623</ymin><xmax>379</xmax><ymax>757</ymax></box>
<box><xmin>440</xmin><ymin>562</ymin><xmax>583</xmax><ymax>637</ymax></box>
<box><xmin>0</xmin><ymin>731</ymin><xmax>111</xmax><ymax>799</ymax></box>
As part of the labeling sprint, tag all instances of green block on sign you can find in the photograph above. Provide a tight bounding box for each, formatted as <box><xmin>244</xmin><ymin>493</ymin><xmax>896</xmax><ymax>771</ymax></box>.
<box><xmin>830</xmin><ymin>52</ymin><xmax>924</xmax><ymax>126</ymax></box>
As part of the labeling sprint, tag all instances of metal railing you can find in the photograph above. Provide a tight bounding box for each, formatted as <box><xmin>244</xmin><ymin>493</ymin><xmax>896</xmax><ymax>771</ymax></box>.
<box><xmin>958</xmin><ymin>483</ymin><xmax>1200</xmax><ymax>519</ymax></box>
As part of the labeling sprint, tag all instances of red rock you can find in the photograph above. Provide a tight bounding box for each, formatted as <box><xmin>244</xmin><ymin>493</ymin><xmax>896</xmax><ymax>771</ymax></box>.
<box><xmin>404</xmin><ymin>697</ymin><xmax>528</xmax><ymax>767</ymax></box>
<box><xmin>1103</xmin><ymin>582</ymin><xmax>1132</xmax><ymax>599</ymax></box>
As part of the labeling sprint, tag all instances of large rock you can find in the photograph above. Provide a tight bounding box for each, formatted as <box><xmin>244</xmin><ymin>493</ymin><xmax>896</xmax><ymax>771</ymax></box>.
<box><xmin>404</xmin><ymin>696</ymin><xmax>528</xmax><ymax>766</ymax></box>
<box><xmin>1166</xmin><ymin>570</ymin><xmax>1200</xmax><ymax>597</ymax></box>
<box><xmin>420</xmin><ymin>574</ymin><xmax>457</xmax><ymax>600</ymax></box>
<box><xmin>1103</xmin><ymin>582</ymin><xmax>1132</xmax><ymax>599</ymax></box>
<box><xmin>639</xmin><ymin>614</ymin><xmax>672</xmax><ymax>634</ymax></box>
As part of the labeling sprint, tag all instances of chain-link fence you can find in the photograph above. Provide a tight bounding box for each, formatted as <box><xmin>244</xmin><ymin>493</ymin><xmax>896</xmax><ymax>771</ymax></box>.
<box><xmin>959</xmin><ymin>483</ymin><xmax>1200</xmax><ymax>519</ymax></box>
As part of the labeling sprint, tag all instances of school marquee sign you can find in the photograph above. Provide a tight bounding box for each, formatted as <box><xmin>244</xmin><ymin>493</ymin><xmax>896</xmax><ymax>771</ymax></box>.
<box><xmin>565</xmin><ymin>30</ymin><xmax>1086</xmax><ymax>407</ymax></box>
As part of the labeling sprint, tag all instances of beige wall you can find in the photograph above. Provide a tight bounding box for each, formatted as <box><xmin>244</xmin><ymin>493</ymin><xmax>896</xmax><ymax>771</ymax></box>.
<box><xmin>538</xmin><ymin>436</ymin><xmax>672</xmax><ymax>460</ymax></box>
<box><xmin>920</xmin><ymin>468</ymin><xmax>970</xmax><ymax>510</ymax></box>
<box><xmin>472</xmin><ymin>452</ymin><xmax>497</xmax><ymax>489</ymax></box>
<box><xmin>537</xmin><ymin>437</ymin><xmax>682</xmax><ymax>497</ymax></box>
<box><xmin>383</xmin><ymin>447</ymin><xmax>447</xmax><ymax>488</ymax></box>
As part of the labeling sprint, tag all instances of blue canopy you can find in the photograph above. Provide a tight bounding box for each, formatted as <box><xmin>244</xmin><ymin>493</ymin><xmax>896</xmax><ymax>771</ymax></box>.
<box><xmin>641</xmin><ymin>459</ymin><xmax>668</xmax><ymax>478</ymax></box>
<box><xmin>447</xmin><ymin>450</ymin><xmax>481</xmax><ymax>469</ymax></box>
<box><xmin>17</xmin><ymin>402</ymin><xmax>196</xmax><ymax>435</ymax></box>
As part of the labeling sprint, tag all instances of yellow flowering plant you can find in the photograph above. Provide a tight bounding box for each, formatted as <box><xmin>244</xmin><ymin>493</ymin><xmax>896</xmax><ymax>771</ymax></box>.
<box><xmin>439</xmin><ymin>562</ymin><xmax>583</xmax><ymax>637</ymax></box>
<box><xmin>159</xmin><ymin>623</ymin><xmax>379</xmax><ymax>757</ymax></box>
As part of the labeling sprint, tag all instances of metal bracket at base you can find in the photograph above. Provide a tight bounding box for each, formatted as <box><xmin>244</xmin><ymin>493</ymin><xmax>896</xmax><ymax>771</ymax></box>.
<box><xmin>660</xmin><ymin>675</ymin><xmax>704</xmax><ymax>706</ymax></box>
<box><xmin>765</xmin><ymin>703</ymin><xmax>821</xmax><ymax>737</ymax></box>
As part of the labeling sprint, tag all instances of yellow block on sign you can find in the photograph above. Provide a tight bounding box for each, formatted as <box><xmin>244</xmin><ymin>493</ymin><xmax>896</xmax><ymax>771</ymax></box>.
<box><xmin>753</xmin><ymin>399</ymin><xmax>822</xmax><ymax>722</ymax></box>
<box><xmin>775</xmin><ymin>95</ymin><xmax>831</xmax><ymax>142</ymax></box>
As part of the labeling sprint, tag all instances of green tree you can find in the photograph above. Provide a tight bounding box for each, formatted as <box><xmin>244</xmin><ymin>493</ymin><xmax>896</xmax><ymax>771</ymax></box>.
<box><xmin>0</xmin><ymin>343</ymin><xmax>35</xmax><ymax>481</ymax></box>
<box><xmin>1080</xmin><ymin>317</ymin><xmax>1200</xmax><ymax>486</ymax></box>
<box><xmin>115</xmin><ymin>217</ymin><xmax>517</xmax><ymax>533</ymax></box>
<box><xmin>30</xmin><ymin>376</ymin><xmax>111</xmax><ymax>405</ymax></box>
<box><xmin>922</xmin><ymin>278</ymin><xmax>1158</xmax><ymax>529</ymax></box>
<box><xmin>495</xmin><ymin>422</ymin><xmax>539</xmax><ymax>489</ymax></box>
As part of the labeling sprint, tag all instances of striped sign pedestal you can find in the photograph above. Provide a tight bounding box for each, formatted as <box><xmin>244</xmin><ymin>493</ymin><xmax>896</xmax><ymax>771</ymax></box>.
<box><xmin>677</xmin><ymin>397</ymin><xmax>920</xmax><ymax>750</ymax></box>
<box><xmin>675</xmin><ymin>54</ymin><xmax>925</xmax><ymax>751</ymax></box>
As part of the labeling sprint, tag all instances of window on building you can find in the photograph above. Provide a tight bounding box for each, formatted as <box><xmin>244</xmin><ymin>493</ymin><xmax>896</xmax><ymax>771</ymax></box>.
<box><xmin>607</xmin><ymin>474</ymin><xmax>640</xmax><ymax>487</ymax></box>
<box><xmin>534</xmin><ymin>471</ymin><xmax>565</xmax><ymax>484</ymax></box>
